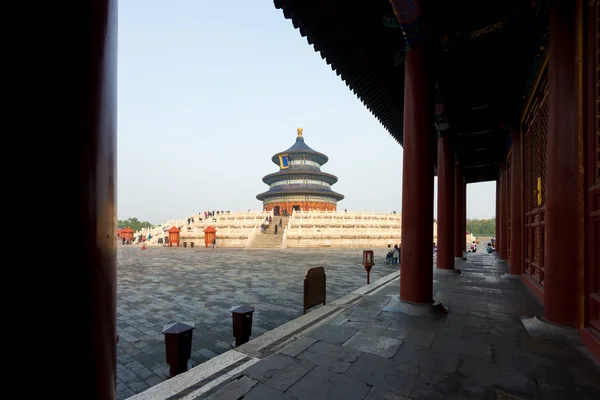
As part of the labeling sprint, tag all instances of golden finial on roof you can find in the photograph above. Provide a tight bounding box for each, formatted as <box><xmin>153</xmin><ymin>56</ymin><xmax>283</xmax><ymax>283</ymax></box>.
<box><xmin>297</xmin><ymin>127</ymin><xmax>303</xmax><ymax>137</ymax></box>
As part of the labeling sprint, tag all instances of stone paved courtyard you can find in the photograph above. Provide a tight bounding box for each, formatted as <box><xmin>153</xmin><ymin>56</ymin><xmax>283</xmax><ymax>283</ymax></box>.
<box><xmin>116</xmin><ymin>246</ymin><xmax>398</xmax><ymax>399</ymax></box>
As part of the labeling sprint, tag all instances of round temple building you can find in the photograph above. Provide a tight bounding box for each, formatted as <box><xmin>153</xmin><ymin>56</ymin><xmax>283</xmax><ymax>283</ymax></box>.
<box><xmin>257</xmin><ymin>128</ymin><xmax>344</xmax><ymax>215</ymax></box>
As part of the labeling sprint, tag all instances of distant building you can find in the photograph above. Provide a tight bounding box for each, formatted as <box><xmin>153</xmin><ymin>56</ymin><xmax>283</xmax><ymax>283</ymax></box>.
<box><xmin>256</xmin><ymin>128</ymin><xmax>344</xmax><ymax>215</ymax></box>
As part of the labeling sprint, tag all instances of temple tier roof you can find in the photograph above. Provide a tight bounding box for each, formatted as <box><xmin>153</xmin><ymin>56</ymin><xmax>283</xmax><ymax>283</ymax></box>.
<box><xmin>270</xmin><ymin>136</ymin><xmax>329</xmax><ymax>166</ymax></box>
<box><xmin>256</xmin><ymin>184</ymin><xmax>345</xmax><ymax>202</ymax></box>
<box><xmin>262</xmin><ymin>168</ymin><xmax>339</xmax><ymax>185</ymax></box>
<box><xmin>258</xmin><ymin>128</ymin><xmax>344</xmax><ymax>204</ymax></box>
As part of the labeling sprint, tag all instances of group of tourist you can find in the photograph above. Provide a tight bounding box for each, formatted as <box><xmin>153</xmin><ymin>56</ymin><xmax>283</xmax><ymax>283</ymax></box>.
<box><xmin>486</xmin><ymin>237</ymin><xmax>496</xmax><ymax>253</ymax></box>
<box><xmin>260</xmin><ymin>216</ymin><xmax>283</xmax><ymax>234</ymax></box>
<box><xmin>179</xmin><ymin>210</ymin><xmax>235</xmax><ymax>226</ymax></box>
<box><xmin>386</xmin><ymin>244</ymin><xmax>401</xmax><ymax>265</ymax></box>
<box><xmin>201</xmin><ymin>210</ymin><xmax>230</xmax><ymax>219</ymax></box>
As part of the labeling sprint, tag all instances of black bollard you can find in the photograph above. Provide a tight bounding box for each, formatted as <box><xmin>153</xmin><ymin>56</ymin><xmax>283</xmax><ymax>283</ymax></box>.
<box><xmin>231</xmin><ymin>305</ymin><xmax>255</xmax><ymax>348</ymax></box>
<box><xmin>162</xmin><ymin>322</ymin><xmax>195</xmax><ymax>378</ymax></box>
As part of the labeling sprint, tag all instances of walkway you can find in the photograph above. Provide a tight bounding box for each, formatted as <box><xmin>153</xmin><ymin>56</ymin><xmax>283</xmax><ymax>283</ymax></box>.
<box><xmin>203</xmin><ymin>253</ymin><xmax>600</xmax><ymax>399</ymax></box>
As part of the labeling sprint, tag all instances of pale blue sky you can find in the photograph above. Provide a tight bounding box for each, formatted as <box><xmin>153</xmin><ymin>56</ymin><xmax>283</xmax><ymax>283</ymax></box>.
<box><xmin>117</xmin><ymin>0</ymin><xmax>496</xmax><ymax>224</ymax></box>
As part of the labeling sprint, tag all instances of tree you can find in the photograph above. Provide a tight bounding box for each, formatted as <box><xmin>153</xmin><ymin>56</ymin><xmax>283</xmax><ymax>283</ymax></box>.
<box><xmin>118</xmin><ymin>217</ymin><xmax>154</xmax><ymax>232</ymax></box>
<box><xmin>466</xmin><ymin>218</ymin><xmax>496</xmax><ymax>235</ymax></box>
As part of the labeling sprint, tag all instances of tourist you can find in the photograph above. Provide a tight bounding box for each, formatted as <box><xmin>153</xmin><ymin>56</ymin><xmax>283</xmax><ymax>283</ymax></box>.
<box><xmin>386</xmin><ymin>251</ymin><xmax>393</xmax><ymax>264</ymax></box>
<box><xmin>274</xmin><ymin>225</ymin><xmax>278</xmax><ymax>235</ymax></box>
<box><xmin>279</xmin><ymin>218</ymin><xmax>282</xmax><ymax>227</ymax></box>
<box><xmin>393</xmin><ymin>245</ymin><xmax>399</xmax><ymax>265</ymax></box>
<box><xmin>212</xmin><ymin>237</ymin><xmax>216</xmax><ymax>248</ymax></box>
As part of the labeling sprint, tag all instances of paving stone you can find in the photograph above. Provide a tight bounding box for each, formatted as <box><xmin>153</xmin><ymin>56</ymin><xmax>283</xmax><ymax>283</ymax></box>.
<box><xmin>243</xmin><ymin>353</ymin><xmax>314</xmax><ymax>392</ymax></box>
<box><xmin>205</xmin><ymin>376</ymin><xmax>257</xmax><ymax>400</ymax></box>
<box><xmin>116</xmin><ymin>381</ymin><xmax>128</xmax><ymax>394</ymax></box>
<box><xmin>144</xmin><ymin>376</ymin><xmax>163</xmax><ymax>387</ymax></box>
<box><xmin>365</xmin><ymin>387</ymin><xmax>410</xmax><ymax>399</ymax></box>
<box><xmin>117</xmin><ymin>248</ymin><xmax>600</xmax><ymax>399</ymax></box>
<box><xmin>306</xmin><ymin>324</ymin><xmax>357</xmax><ymax>345</ymax></box>
<box><xmin>117</xmin><ymin>247</ymin><xmax>398</xmax><ymax>396</ymax></box>
<box><xmin>119</xmin><ymin>368</ymin><xmax>137</xmax><ymax>383</ymax></box>
<box><xmin>432</xmin><ymin>337</ymin><xmax>493</xmax><ymax>363</ymax></box>
<box><xmin>345</xmin><ymin>352</ymin><xmax>419</xmax><ymax>396</ymax></box>
<box><xmin>533</xmin><ymin>374</ymin><xmax>600</xmax><ymax>400</ymax></box>
<box><xmin>242</xmin><ymin>383</ymin><xmax>297</xmax><ymax>400</ymax></box>
<box><xmin>391</xmin><ymin>342</ymin><xmax>428</xmax><ymax>367</ymax></box>
<box><xmin>495</xmin><ymin>390</ymin><xmax>528</xmax><ymax>400</ymax></box>
<box><xmin>381</xmin><ymin>326</ymin><xmax>436</xmax><ymax>347</ymax></box>
<box><xmin>408</xmin><ymin>371</ymin><xmax>462</xmax><ymax>399</ymax></box>
<box><xmin>278</xmin><ymin>336</ymin><xmax>318</xmax><ymax>357</ymax></box>
<box><xmin>343</xmin><ymin>331</ymin><xmax>402</xmax><ymax>358</ymax></box>
<box><xmin>126</xmin><ymin>379</ymin><xmax>149</xmax><ymax>393</ymax></box>
<box><xmin>418</xmin><ymin>350</ymin><xmax>460</xmax><ymax>375</ymax></box>
<box><xmin>342</xmin><ymin>320</ymin><xmax>390</xmax><ymax>335</ymax></box>
<box><xmin>328</xmin><ymin>314</ymin><xmax>351</xmax><ymax>326</ymax></box>
<box><xmin>116</xmin><ymin>388</ymin><xmax>135</xmax><ymax>400</ymax></box>
<box><xmin>287</xmin><ymin>365</ymin><xmax>371</xmax><ymax>400</ymax></box>
<box><xmin>134</xmin><ymin>367</ymin><xmax>155</xmax><ymax>381</ymax></box>
<box><xmin>298</xmin><ymin>340</ymin><xmax>362</xmax><ymax>373</ymax></box>
<box><xmin>458</xmin><ymin>357</ymin><xmax>539</xmax><ymax>397</ymax></box>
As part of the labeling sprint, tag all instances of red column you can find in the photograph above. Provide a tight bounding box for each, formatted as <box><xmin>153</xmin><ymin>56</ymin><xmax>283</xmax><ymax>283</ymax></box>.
<box><xmin>496</xmin><ymin>178</ymin><xmax>500</xmax><ymax>253</ymax></box>
<box><xmin>437</xmin><ymin>135</ymin><xmax>455</xmax><ymax>269</ymax></box>
<box><xmin>400</xmin><ymin>41</ymin><xmax>435</xmax><ymax>303</ymax></box>
<box><xmin>544</xmin><ymin>0</ymin><xmax>581</xmax><ymax>327</ymax></box>
<box><xmin>82</xmin><ymin>2</ymin><xmax>117</xmax><ymax>397</ymax></box>
<box><xmin>462</xmin><ymin>181</ymin><xmax>467</xmax><ymax>252</ymax></box>
<box><xmin>499</xmin><ymin>167</ymin><xmax>508</xmax><ymax>260</ymax></box>
<box><xmin>454</xmin><ymin>163</ymin><xmax>464</xmax><ymax>258</ymax></box>
<box><xmin>509</xmin><ymin>130</ymin><xmax>523</xmax><ymax>275</ymax></box>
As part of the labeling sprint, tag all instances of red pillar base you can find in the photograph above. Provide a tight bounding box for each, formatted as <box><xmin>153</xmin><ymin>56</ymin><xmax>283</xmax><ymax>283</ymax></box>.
<box><xmin>500</xmin><ymin>273</ymin><xmax>520</xmax><ymax>281</ymax></box>
<box><xmin>383</xmin><ymin>295</ymin><xmax>448</xmax><ymax>319</ymax></box>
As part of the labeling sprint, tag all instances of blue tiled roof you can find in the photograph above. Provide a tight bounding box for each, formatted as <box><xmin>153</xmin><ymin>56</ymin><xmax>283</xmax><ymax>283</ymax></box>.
<box><xmin>256</xmin><ymin>184</ymin><xmax>345</xmax><ymax>201</ymax></box>
<box><xmin>262</xmin><ymin>169</ymin><xmax>339</xmax><ymax>185</ymax></box>
<box><xmin>270</xmin><ymin>137</ymin><xmax>329</xmax><ymax>166</ymax></box>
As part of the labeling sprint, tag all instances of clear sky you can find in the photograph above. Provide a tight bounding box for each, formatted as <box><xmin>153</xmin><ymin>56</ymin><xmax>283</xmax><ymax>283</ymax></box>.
<box><xmin>117</xmin><ymin>0</ymin><xmax>496</xmax><ymax>224</ymax></box>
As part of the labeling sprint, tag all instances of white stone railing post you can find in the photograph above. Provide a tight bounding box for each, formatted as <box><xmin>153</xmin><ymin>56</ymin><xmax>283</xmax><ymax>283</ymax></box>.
<box><xmin>245</xmin><ymin>225</ymin><xmax>258</xmax><ymax>248</ymax></box>
<box><xmin>282</xmin><ymin>226</ymin><xmax>288</xmax><ymax>249</ymax></box>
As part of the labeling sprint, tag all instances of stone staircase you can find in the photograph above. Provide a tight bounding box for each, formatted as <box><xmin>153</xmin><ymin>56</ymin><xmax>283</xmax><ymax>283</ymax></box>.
<box><xmin>250</xmin><ymin>217</ymin><xmax>289</xmax><ymax>249</ymax></box>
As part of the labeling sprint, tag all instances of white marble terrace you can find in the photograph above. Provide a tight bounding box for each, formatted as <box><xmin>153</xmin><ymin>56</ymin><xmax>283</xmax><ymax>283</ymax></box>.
<box><xmin>129</xmin><ymin>210</ymin><xmax>476</xmax><ymax>249</ymax></box>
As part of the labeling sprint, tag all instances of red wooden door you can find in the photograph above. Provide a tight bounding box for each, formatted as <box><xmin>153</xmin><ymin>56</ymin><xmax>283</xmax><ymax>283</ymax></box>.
<box><xmin>523</xmin><ymin>67</ymin><xmax>548</xmax><ymax>289</ymax></box>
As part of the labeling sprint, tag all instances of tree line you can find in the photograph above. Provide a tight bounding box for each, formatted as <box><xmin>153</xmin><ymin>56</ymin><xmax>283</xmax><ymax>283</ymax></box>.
<box><xmin>118</xmin><ymin>217</ymin><xmax>154</xmax><ymax>232</ymax></box>
<box><xmin>466</xmin><ymin>218</ymin><xmax>496</xmax><ymax>236</ymax></box>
